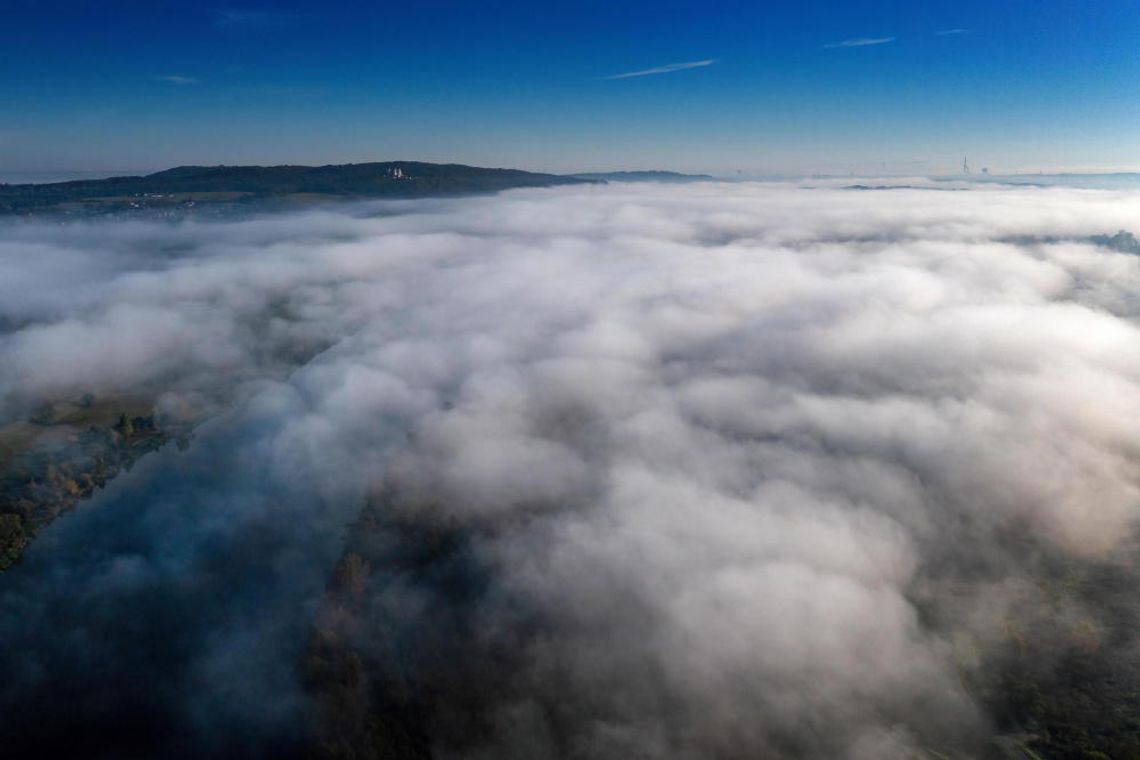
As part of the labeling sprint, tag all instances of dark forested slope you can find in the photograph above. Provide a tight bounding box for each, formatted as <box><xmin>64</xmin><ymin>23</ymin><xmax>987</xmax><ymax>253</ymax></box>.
<box><xmin>0</xmin><ymin>162</ymin><xmax>596</xmax><ymax>217</ymax></box>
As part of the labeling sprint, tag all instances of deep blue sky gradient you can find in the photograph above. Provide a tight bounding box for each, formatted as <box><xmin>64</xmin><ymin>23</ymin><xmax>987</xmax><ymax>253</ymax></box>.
<box><xmin>3</xmin><ymin>0</ymin><xmax>1139</xmax><ymax>176</ymax></box>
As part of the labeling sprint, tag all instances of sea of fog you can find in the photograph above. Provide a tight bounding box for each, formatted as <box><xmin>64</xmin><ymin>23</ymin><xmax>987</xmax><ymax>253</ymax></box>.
<box><xmin>4</xmin><ymin>180</ymin><xmax>1140</xmax><ymax>758</ymax></box>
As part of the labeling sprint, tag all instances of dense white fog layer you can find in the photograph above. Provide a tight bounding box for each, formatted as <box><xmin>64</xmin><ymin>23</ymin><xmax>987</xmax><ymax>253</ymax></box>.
<box><xmin>5</xmin><ymin>181</ymin><xmax>1140</xmax><ymax>757</ymax></box>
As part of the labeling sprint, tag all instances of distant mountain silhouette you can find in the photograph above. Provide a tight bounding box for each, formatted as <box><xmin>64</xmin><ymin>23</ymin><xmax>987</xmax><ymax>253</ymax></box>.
<box><xmin>569</xmin><ymin>170</ymin><xmax>715</xmax><ymax>182</ymax></box>
<box><xmin>0</xmin><ymin>161</ymin><xmax>598</xmax><ymax>217</ymax></box>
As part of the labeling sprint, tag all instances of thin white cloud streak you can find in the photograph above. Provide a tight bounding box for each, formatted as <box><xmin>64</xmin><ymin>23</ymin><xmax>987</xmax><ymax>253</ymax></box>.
<box><xmin>155</xmin><ymin>75</ymin><xmax>198</xmax><ymax>85</ymax></box>
<box><xmin>605</xmin><ymin>59</ymin><xmax>716</xmax><ymax>79</ymax></box>
<box><xmin>936</xmin><ymin>28</ymin><xmax>969</xmax><ymax>35</ymax></box>
<box><xmin>823</xmin><ymin>36</ymin><xmax>896</xmax><ymax>49</ymax></box>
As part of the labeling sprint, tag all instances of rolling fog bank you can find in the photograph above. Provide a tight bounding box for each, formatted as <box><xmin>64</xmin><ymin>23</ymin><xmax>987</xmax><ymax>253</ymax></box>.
<box><xmin>4</xmin><ymin>181</ymin><xmax>1140</xmax><ymax>757</ymax></box>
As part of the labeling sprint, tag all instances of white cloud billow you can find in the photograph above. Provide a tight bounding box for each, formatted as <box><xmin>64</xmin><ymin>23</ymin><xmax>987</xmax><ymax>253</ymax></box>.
<box><xmin>5</xmin><ymin>180</ymin><xmax>1140</xmax><ymax>756</ymax></box>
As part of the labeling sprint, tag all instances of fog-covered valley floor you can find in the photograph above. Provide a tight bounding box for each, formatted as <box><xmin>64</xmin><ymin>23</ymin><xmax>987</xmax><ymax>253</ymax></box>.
<box><xmin>5</xmin><ymin>181</ymin><xmax>1140</xmax><ymax>759</ymax></box>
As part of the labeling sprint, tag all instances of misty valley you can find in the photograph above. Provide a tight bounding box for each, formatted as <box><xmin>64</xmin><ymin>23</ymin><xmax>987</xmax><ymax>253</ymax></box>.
<box><xmin>7</xmin><ymin>180</ymin><xmax>1140</xmax><ymax>760</ymax></box>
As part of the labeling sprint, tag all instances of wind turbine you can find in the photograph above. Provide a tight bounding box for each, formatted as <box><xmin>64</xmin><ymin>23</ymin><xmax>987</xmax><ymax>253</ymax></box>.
<box><xmin>962</xmin><ymin>156</ymin><xmax>970</xmax><ymax>175</ymax></box>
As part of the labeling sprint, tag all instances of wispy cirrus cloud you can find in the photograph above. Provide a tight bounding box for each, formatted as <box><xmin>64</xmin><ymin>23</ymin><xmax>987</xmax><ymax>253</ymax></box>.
<box><xmin>823</xmin><ymin>36</ymin><xmax>896</xmax><ymax>49</ymax></box>
<box><xmin>155</xmin><ymin>75</ymin><xmax>198</xmax><ymax>85</ymax></box>
<box><xmin>936</xmin><ymin>28</ymin><xmax>969</xmax><ymax>36</ymax></box>
<box><xmin>605</xmin><ymin>59</ymin><xmax>716</xmax><ymax>80</ymax></box>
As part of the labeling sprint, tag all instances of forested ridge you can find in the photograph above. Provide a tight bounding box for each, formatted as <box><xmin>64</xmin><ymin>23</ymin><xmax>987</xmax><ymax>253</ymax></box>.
<box><xmin>0</xmin><ymin>162</ymin><xmax>596</xmax><ymax>216</ymax></box>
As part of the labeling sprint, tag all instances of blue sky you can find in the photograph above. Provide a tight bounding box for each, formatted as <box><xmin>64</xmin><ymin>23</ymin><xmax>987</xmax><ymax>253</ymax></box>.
<box><xmin>3</xmin><ymin>0</ymin><xmax>1140</xmax><ymax>176</ymax></box>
